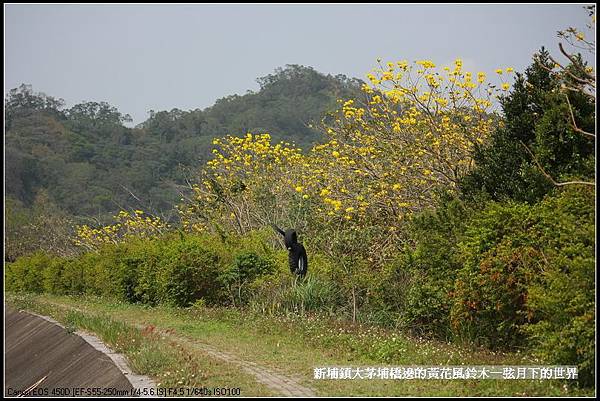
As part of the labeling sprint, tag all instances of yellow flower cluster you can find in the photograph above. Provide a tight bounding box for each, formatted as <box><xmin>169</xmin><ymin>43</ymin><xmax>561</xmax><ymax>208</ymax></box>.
<box><xmin>293</xmin><ymin>58</ymin><xmax>509</xmax><ymax>234</ymax></box>
<box><xmin>74</xmin><ymin>210</ymin><xmax>167</xmax><ymax>251</ymax></box>
<box><xmin>179</xmin><ymin>133</ymin><xmax>307</xmax><ymax>234</ymax></box>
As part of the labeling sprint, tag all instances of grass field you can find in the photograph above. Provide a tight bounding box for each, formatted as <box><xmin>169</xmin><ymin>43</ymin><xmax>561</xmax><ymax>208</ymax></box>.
<box><xmin>5</xmin><ymin>293</ymin><xmax>594</xmax><ymax>397</ymax></box>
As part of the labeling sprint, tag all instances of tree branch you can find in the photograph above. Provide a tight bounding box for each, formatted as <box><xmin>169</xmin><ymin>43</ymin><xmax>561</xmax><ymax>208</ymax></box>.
<box><xmin>559</xmin><ymin>42</ymin><xmax>596</xmax><ymax>83</ymax></box>
<box><xmin>548</xmin><ymin>54</ymin><xmax>595</xmax><ymax>88</ymax></box>
<box><xmin>520</xmin><ymin>141</ymin><xmax>595</xmax><ymax>187</ymax></box>
<box><xmin>563</xmin><ymin>93</ymin><xmax>595</xmax><ymax>139</ymax></box>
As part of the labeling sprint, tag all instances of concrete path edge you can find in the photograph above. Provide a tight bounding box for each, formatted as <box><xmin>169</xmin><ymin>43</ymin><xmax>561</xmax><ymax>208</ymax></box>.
<box><xmin>22</xmin><ymin>309</ymin><xmax>157</xmax><ymax>396</ymax></box>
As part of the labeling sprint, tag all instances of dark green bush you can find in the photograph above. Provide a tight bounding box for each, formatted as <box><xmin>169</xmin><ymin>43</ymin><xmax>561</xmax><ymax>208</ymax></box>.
<box><xmin>129</xmin><ymin>239</ymin><xmax>166</xmax><ymax>305</ymax></box>
<box><xmin>450</xmin><ymin>201</ymin><xmax>534</xmax><ymax>348</ymax></box>
<box><xmin>460</xmin><ymin>49</ymin><xmax>594</xmax><ymax>204</ymax></box>
<box><xmin>399</xmin><ymin>187</ymin><xmax>594</xmax><ymax>385</ymax></box>
<box><xmin>156</xmin><ymin>236</ymin><xmax>224</xmax><ymax>307</ymax></box>
<box><xmin>522</xmin><ymin>187</ymin><xmax>595</xmax><ymax>386</ymax></box>
<box><xmin>448</xmin><ymin>187</ymin><xmax>594</xmax><ymax>384</ymax></box>
<box><xmin>219</xmin><ymin>251</ymin><xmax>275</xmax><ymax>306</ymax></box>
<box><xmin>5</xmin><ymin>251</ymin><xmax>52</xmax><ymax>293</ymax></box>
<box><xmin>42</xmin><ymin>256</ymin><xmax>69</xmax><ymax>295</ymax></box>
<box><xmin>59</xmin><ymin>259</ymin><xmax>86</xmax><ymax>295</ymax></box>
<box><xmin>399</xmin><ymin>197</ymin><xmax>471</xmax><ymax>338</ymax></box>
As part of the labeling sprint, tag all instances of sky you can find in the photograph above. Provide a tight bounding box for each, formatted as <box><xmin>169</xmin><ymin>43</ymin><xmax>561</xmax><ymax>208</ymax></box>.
<box><xmin>4</xmin><ymin>3</ymin><xmax>595</xmax><ymax>126</ymax></box>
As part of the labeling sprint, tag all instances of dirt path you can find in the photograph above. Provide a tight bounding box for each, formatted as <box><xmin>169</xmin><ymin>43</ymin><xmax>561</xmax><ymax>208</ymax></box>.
<box><xmin>36</xmin><ymin>300</ymin><xmax>317</xmax><ymax>397</ymax></box>
<box><xmin>171</xmin><ymin>335</ymin><xmax>316</xmax><ymax>397</ymax></box>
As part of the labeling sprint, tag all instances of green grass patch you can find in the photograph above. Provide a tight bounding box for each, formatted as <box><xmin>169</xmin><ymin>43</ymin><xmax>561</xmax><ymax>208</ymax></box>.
<box><xmin>6</xmin><ymin>292</ymin><xmax>594</xmax><ymax>397</ymax></box>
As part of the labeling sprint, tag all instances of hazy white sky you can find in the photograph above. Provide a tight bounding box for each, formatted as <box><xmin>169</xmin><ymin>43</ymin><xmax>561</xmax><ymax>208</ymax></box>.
<box><xmin>5</xmin><ymin>3</ymin><xmax>595</xmax><ymax>125</ymax></box>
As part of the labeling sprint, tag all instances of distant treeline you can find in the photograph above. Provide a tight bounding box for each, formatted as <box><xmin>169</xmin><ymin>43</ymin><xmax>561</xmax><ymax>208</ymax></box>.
<box><xmin>5</xmin><ymin>65</ymin><xmax>363</xmax><ymax>221</ymax></box>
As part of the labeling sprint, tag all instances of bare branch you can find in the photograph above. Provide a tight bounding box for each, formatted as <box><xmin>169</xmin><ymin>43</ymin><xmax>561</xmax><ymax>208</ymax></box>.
<box><xmin>564</xmin><ymin>93</ymin><xmax>595</xmax><ymax>139</ymax></box>
<box><xmin>562</xmin><ymin>83</ymin><xmax>596</xmax><ymax>100</ymax></box>
<box><xmin>120</xmin><ymin>184</ymin><xmax>160</xmax><ymax>216</ymax></box>
<box><xmin>548</xmin><ymin>54</ymin><xmax>595</xmax><ymax>88</ymax></box>
<box><xmin>120</xmin><ymin>184</ymin><xmax>143</xmax><ymax>203</ymax></box>
<box><xmin>558</xmin><ymin>43</ymin><xmax>596</xmax><ymax>83</ymax></box>
<box><xmin>520</xmin><ymin>141</ymin><xmax>595</xmax><ymax>187</ymax></box>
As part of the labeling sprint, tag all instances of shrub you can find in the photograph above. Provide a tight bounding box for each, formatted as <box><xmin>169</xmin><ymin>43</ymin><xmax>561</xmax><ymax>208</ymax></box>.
<box><xmin>156</xmin><ymin>236</ymin><xmax>223</xmax><ymax>307</ymax></box>
<box><xmin>400</xmin><ymin>187</ymin><xmax>594</xmax><ymax>386</ymax></box>
<box><xmin>399</xmin><ymin>197</ymin><xmax>471</xmax><ymax>338</ymax></box>
<box><xmin>450</xmin><ymin>201</ymin><xmax>534</xmax><ymax>348</ymax></box>
<box><xmin>42</xmin><ymin>256</ymin><xmax>69</xmax><ymax>295</ymax></box>
<box><xmin>448</xmin><ymin>187</ymin><xmax>594</xmax><ymax>385</ymax></box>
<box><xmin>5</xmin><ymin>251</ymin><xmax>51</xmax><ymax>293</ymax></box>
<box><xmin>219</xmin><ymin>251</ymin><xmax>275</xmax><ymax>306</ymax></box>
<box><xmin>522</xmin><ymin>187</ymin><xmax>595</xmax><ymax>386</ymax></box>
<box><xmin>130</xmin><ymin>238</ymin><xmax>166</xmax><ymax>305</ymax></box>
<box><xmin>460</xmin><ymin>50</ymin><xmax>594</xmax><ymax>203</ymax></box>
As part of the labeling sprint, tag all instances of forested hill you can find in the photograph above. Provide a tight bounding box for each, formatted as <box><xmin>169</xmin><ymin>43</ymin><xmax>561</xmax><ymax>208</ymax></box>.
<box><xmin>5</xmin><ymin>65</ymin><xmax>363</xmax><ymax>220</ymax></box>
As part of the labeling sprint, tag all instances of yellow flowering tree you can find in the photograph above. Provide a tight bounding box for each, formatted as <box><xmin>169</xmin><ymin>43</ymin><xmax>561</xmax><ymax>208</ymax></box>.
<box><xmin>299</xmin><ymin>59</ymin><xmax>509</xmax><ymax>256</ymax></box>
<box><xmin>177</xmin><ymin>133</ymin><xmax>308</xmax><ymax>235</ymax></box>
<box><xmin>179</xmin><ymin>59</ymin><xmax>511</xmax><ymax>256</ymax></box>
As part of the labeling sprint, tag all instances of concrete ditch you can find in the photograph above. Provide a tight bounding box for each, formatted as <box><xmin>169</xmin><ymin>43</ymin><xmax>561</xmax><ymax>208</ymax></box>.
<box><xmin>4</xmin><ymin>305</ymin><xmax>155</xmax><ymax>397</ymax></box>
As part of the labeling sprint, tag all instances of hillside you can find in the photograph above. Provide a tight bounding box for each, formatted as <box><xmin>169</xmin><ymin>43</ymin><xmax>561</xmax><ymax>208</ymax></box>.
<box><xmin>5</xmin><ymin>65</ymin><xmax>363</xmax><ymax>220</ymax></box>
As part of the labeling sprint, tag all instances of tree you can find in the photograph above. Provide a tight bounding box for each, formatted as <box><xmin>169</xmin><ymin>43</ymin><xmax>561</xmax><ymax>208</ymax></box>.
<box><xmin>4</xmin><ymin>84</ymin><xmax>65</xmax><ymax>130</ymax></box>
<box><xmin>536</xmin><ymin>4</ymin><xmax>595</xmax><ymax>187</ymax></box>
<box><xmin>461</xmin><ymin>48</ymin><xmax>595</xmax><ymax>202</ymax></box>
<box><xmin>180</xmin><ymin>58</ymin><xmax>511</xmax><ymax>321</ymax></box>
<box><xmin>178</xmin><ymin>133</ymin><xmax>307</xmax><ymax>235</ymax></box>
<box><xmin>301</xmin><ymin>58</ymin><xmax>508</xmax><ymax>259</ymax></box>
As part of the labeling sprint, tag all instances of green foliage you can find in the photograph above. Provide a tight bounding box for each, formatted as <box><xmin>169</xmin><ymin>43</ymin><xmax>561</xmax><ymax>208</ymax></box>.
<box><xmin>5</xmin><ymin>231</ymin><xmax>275</xmax><ymax>308</ymax></box>
<box><xmin>399</xmin><ymin>197</ymin><xmax>471</xmax><ymax>337</ymax></box>
<box><xmin>219</xmin><ymin>252</ymin><xmax>275</xmax><ymax>306</ymax></box>
<box><xmin>41</xmin><ymin>257</ymin><xmax>70</xmax><ymax>295</ymax></box>
<box><xmin>5</xmin><ymin>252</ymin><xmax>51</xmax><ymax>293</ymax></box>
<box><xmin>4</xmin><ymin>84</ymin><xmax>65</xmax><ymax>130</ymax></box>
<box><xmin>305</xmin><ymin>224</ymin><xmax>390</xmax><ymax>322</ymax></box>
<box><xmin>398</xmin><ymin>187</ymin><xmax>594</xmax><ymax>385</ymax></box>
<box><xmin>521</xmin><ymin>187</ymin><xmax>595</xmax><ymax>386</ymax></box>
<box><xmin>455</xmin><ymin>188</ymin><xmax>594</xmax><ymax>383</ymax></box>
<box><xmin>461</xmin><ymin>49</ymin><xmax>595</xmax><ymax>203</ymax></box>
<box><xmin>121</xmin><ymin>239</ymin><xmax>162</xmax><ymax>304</ymax></box>
<box><xmin>450</xmin><ymin>202</ymin><xmax>536</xmax><ymax>348</ymax></box>
<box><xmin>157</xmin><ymin>237</ymin><xmax>222</xmax><ymax>307</ymax></box>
